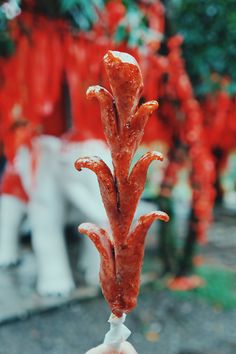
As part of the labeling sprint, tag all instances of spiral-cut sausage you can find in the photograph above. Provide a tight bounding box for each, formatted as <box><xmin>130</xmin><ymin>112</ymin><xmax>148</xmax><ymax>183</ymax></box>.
<box><xmin>75</xmin><ymin>50</ymin><xmax>169</xmax><ymax>317</ymax></box>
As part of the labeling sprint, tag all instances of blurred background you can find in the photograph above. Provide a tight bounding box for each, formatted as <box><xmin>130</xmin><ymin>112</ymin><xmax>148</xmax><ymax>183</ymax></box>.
<box><xmin>0</xmin><ymin>1</ymin><xmax>236</xmax><ymax>353</ymax></box>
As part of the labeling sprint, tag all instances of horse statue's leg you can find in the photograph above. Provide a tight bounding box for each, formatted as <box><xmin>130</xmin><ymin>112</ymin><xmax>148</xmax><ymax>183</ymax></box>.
<box><xmin>0</xmin><ymin>194</ymin><xmax>26</xmax><ymax>266</ymax></box>
<box><xmin>29</xmin><ymin>136</ymin><xmax>75</xmax><ymax>295</ymax></box>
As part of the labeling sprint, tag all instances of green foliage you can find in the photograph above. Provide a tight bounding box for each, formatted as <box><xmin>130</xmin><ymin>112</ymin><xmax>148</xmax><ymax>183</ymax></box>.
<box><xmin>60</xmin><ymin>0</ymin><xmax>104</xmax><ymax>13</ymax></box>
<box><xmin>0</xmin><ymin>31</ymin><xmax>15</xmax><ymax>57</ymax></box>
<box><xmin>115</xmin><ymin>1</ymin><xmax>161</xmax><ymax>49</ymax></box>
<box><xmin>33</xmin><ymin>0</ymin><xmax>61</xmax><ymax>17</ymax></box>
<box><xmin>173</xmin><ymin>266</ymin><xmax>236</xmax><ymax>310</ymax></box>
<box><xmin>0</xmin><ymin>12</ymin><xmax>15</xmax><ymax>57</ymax></box>
<box><xmin>169</xmin><ymin>0</ymin><xmax>236</xmax><ymax>95</ymax></box>
<box><xmin>60</xmin><ymin>0</ymin><xmax>82</xmax><ymax>12</ymax></box>
<box><xmin>59</xmin><ymin>0</ymin><xmax>105</xmax><ymax>30</ymax></box>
